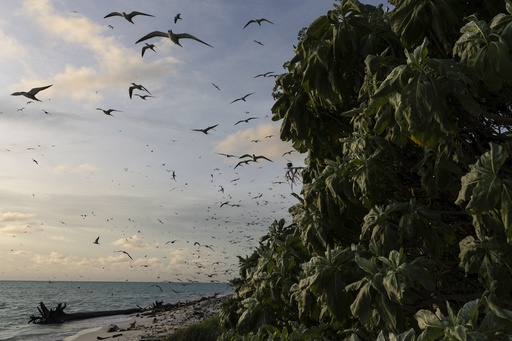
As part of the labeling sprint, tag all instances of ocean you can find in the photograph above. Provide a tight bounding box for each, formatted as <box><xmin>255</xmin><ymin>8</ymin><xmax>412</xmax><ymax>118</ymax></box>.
<box><xmin>0</xmin><ymin>280</ymin><xmax>233</xmax><ymax>341</ymax></box>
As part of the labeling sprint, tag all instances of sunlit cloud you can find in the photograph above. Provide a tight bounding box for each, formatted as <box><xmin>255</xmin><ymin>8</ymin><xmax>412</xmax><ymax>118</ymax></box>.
<box><xmin>0</xmin><ymin>28</ymin><xmax>27</xmax><ymax>61</ymax></box>
<box><xmin>215</xmin><ymin>123</ymin><xmax>291</xmax><ymax>158</ymax></box>
<box><xmin>50</xmin><ymin>235</ymin><xmax>74</xmax><ymax>243</ymax></box>
<box><xmin>112</xmin><ymin>234</ymin><xmax>151</xmax><ymax>249</ymax></box>
<box><xmin>53</xmin><ymin>163</ymin><xmax>99</xmax><ymax>174</ymax></box>
<box><xmin>0</xmin><ymin>224</ymin><xmax>42</xmax><ymax>235</ymax></box>
<box><xmin>0</xmin><ymin>212</ymin><xmax>35</xmax><ymax>222</ymax></box>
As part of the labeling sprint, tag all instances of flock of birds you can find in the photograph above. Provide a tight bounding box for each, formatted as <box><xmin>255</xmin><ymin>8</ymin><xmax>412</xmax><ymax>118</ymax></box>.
<box><xmin>6</xmin><ymin>6</ymin><xmax>301</xmax><ymax>284</ymax></box>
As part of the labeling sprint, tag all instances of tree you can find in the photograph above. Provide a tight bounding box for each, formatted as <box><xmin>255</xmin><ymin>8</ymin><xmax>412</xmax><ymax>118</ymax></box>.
<box><xmin>220</xmin><ymin>0</ymin><xmax>512</xmax><ymax>339</ymax></box>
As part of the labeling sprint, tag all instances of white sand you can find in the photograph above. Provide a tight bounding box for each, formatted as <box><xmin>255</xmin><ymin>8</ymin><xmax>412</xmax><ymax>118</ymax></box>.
<box><xmin>64</xmin><ymin>295</ymin><xmax>227</xmax><ymax>341</ymax></box>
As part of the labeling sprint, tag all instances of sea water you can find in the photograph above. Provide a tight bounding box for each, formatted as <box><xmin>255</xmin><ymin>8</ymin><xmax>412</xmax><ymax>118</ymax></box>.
<box><xmin>0</xmin><ymin>280</ymin><xmax>232</xmax><ymax>341</ymax></box>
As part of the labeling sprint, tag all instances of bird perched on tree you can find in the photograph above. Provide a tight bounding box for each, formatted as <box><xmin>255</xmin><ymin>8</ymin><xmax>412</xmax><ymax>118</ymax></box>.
<box><xmin>136</xmin><ymin>29</ymin><xmax>213</xmax><ymax>48</ymax></box>
<box><xmin>11</xmin><ymin>85</ymin><xmax>52</xmax><ymax>102</ymax></box>
<box><xmin>243</xmin><ymin>18</ymin><xmax>274</xmax><ymax>28</ymax></box>
<box><xmin>104</xmin><ymin>11</ymin><xmax>154</xmax><ymax>24</ymax></box>
<box><xmin>191</xmin><ymin>124</ymin><xmax>218</xmax><ymax>134</ymax></box>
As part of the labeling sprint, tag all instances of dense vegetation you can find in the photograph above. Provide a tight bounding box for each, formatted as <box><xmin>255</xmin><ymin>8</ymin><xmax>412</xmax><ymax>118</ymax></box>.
<box><xmin>162</xmin><ymin>315</ymin><xmax>223</xmax><ymax>341</ymax></box>
<box><xmin>219</xmin><ymin>0</ymin><xmax>512</xmax><ymax>340</ymax></box>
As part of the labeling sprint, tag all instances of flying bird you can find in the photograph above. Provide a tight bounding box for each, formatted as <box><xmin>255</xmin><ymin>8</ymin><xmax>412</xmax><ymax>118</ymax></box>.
<box><xmin>254</xmin><ymin>40</ymin><xmax>264</xmax><ymax>46</ymax></box>
<box><xmin>96</xmin><ymin>108</ymin><xmax>121</xmax><ymax>116</ymax></box>
<box><xmin>191</xmin><ymin>124</ymin><xmax>218</xmax><ymax>134</ymax></box>
<box><xmin>243</xmin><ymin>18</ymin><xmax>274</xmax><ymax>28</ymax></box>
<box><xmin>216</xmin><ymin>152</ymin><xmax>238</xmax><ymax>158</ymax></box>
<box><xmin>129</xmin><ymin>83</ymin><xmax>151</xmax><ymax>99</ymax></box>
<box><xmin>104</xmin><ymin>11</ymin><xmax>154</xmax><ymax>24</ymax></box>
<box><xmin>230</xmin><ymin>92</ymin><xmax>254</xmax><ymax>104</ymax></box>
<box><xmin>234</xmin><ymin>117</ymin><xmax>258</xmax><ymax>125</ymax></box>
<box><xmin>141</xmin><ymin>43</ymin><xmax>157</xmax><ymax>57</ymax></box>
<box><xmin>174</xmin><ymin>13</ymin><xmax>182</xmax><ymax>23</ymax></box>
<box><xmin>150</xmin><ymin>284</ymin><xmax>163</xmax><ymax>292</ymax></box>
<box><xmin>133</xmin><ymin>94</ymin><xmax>153</xmax><ymax>100</ymax></box>
<box><xmin>136</xmin><ymin>29</ymin><xmax>213</xmax><ymax>48</ymax></box>
<box><xmin>115</xmin><ymin>250</ymin><xmax>133</xmax><ymax>260</ymax></box>
<box><xmin>93</xmin><ymin>237</ymin><xmax>100</xmax><ymax>245</ymax></box>
<box><xmin>212</xmin><ymin>83</ymin><xmax>221</xmax><ymax>91</ymax></box>
<box><xmin>240</xmin><ymin>154</ymin><xmax>273</xmax><ymax>163</ymax></box>
<box><xmin>254</xmin><ymin>71</ymin><xmax>275</xmax><ymax>78</ymax></box>
<box><xmin>11</xmin><ymin>85</ymin><xmax>52</xmax><ymax>102</ymax></box>
<box><xmin>32</xmin><ymin>158</ymin><xmax>39</xmax><ymax>165</ymax></box>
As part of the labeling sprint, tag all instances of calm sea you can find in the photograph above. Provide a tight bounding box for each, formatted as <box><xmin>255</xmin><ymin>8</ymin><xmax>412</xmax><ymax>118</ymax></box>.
<box><xmin>0</xmin><ymin>281</ymin><xmax>232</xmax><ymax>341</ymax></box>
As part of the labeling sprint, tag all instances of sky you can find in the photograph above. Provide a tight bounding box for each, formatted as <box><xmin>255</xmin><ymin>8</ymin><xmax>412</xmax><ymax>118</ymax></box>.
<box><xmin>0</xmin><ymin>0</ymin><xmax>383</xmax><ymax>282</ymax></box>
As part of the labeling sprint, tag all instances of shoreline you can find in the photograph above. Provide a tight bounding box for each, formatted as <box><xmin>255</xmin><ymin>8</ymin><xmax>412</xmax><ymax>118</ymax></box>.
<box><xmin>62</xmin><ymin>295</ymin><xmax>229</xmax><ymax>341</ymax></box>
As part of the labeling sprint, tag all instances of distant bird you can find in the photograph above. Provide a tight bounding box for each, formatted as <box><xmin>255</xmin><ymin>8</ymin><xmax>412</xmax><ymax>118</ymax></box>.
<box><xmin>115</xmin><ymin>250</ymin><xmax>133</xmax><ymax>260</ymax></box>
<box><xmin>32</xmin><ymin>158</ymin><xmax>38</xmax><ymax>165</ymax></box>
<box><xmin>104</xmin><ymin>11</ymin><xmax>154</xmax><ymax>24</ymax></box>
<box><xmin>234</xmin><ymin>117</ymin><xmax>258</xmax><ymax>125</ymax></box>
<box><xmin>141</xmin><ymin>43</ymin><xmax>157</xmax><ymax>57</ymax></box>
<box><xmin>254</xmin><ymin>40</ymin><xmax>264</xmax><ymax>46</ymax></box>
<box><xmin>254</xmin><ymin>71</ymin><xmax>275</xmax><ymax>78</ymax></box>
<box><xmin>282</xmin><ymin>150</ymin><xmax>295</xmax><ymax>156</ymax></box>
<box><xmin>165</xmin><ymin>240</ymin><xmax>178</xmax><ymax>244</ymax></box>
<box><xmin>216</xmin><ymin>152</ymin><xmax>238</xmax><ymax>158</ymax></box>
<box><xmin>133</xmin><ymin>94</ymin><xmax>153</xmax><ymax>100</ymax></box>
<box><xmin>129</xmin><ymin>83</ymin><xmax>151</xmax><ymax>99</ymax></box>
<box><xmin>234</xmin><ymin>159</ymin><xmax>253</xmax><ymax>169</ymax></box>
<box><xmin>212</xmin><ymin>83</ymin><xmax>221</xmax><ymax>91</ymax></box>
<box><xmin>191</xmin><ymin>124</ymin><xmax>218</xmax><ymax>135</ymax></box>
<box><xmin>136</xmin><ymin>29</ymin><xmax>213</xmax><ymax>48</ymax></box>
<box><xmin>11</xmin><ymin>85</ymin><xmax>52</xmax><ymax>102</ymax></box>
<box><xmin>93</xmin><ymin>236</ymin><xmax>100</xmax><ymax>245</ymax></box>
<box><xmin>244</xmin><ymin>18</ymin><xmax>274</xmax><ymax>28</ymax></box>
<box><xmin>150</xmin><ymin>284</ymin><xmax>163</xmax><ymax>292</ymax></box>
<box><xmin>174</xmin><ymin>13</ymin><xmax>182</xmax><ymax>23</ymax></box>
<box><xmin>230</xmin><ymin>92</ymin><xmax>254</xmax><ymax>104</ymax></box>
<box><xmin>96</xmin><ymin>108</ymin><xmax>121</xmax><ymax>116</ymax></box>
<box><xmin>240</xmin><ymin>154</ymin><xmax>273</xmax><ymax>163</ymax></box>
<box><xmin>194</xmin><ymin>242</ymin><xmax>201</xmax><ymax>246</ymax></box>
<box><xmin>41</xmin><ymin>109</ymin><xmax>51</xmax><ymax>115</ymax></box>
<box><xmin>108</xmin><ymin>25</ymin><xmax>114</xmax><ymax>29</ymax></box>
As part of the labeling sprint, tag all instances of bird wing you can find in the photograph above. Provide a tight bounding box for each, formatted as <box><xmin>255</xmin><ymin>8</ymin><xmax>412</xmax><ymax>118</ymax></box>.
<box><xmin>128</xmin><ymin>86</ymin><xmax>135</xmax><ymax>99</ymax></box>
<box><xmin>256</xmin><ymin>155</ymin><xmax>273</xmax><ymax>162</ymax></box>
<box><xmin>206</xmin><ymin>124</ymin><xmax>219</xmax><ymax>131</ymax></box>
<box><xmin>244</xmin><ymin>92</ymin><xmax>255</xmax><ymax>99</ymax></box>
<box><xmin>104</xmin><ymin>12</ymin><xmax>122</xmax><ymax>19</ymax></box>
<box><xmin>175</xmin><ymin>33</ymin><xmax>213</xmax><ymax>47</ymax></box>
<box><xmin>229</xmin><ymin>98</ymin><xmax>241</xmax><ymax>104</ymax></box>
<box><xmin>129</xmin><ymin>11</ymin><xmax>155</xmax><ymax>18</ymax></box>
<box><xmin>141</xmin><ymin>45</ymin><xmax>149</xmax><ymax>57</ymax></box>
<box><xmin>261</xmin><ymin>18</ymin><xmax>274</xmax><ymax>24</ymax></box>
<box><xmin>239</xmin><ymin>154</ymin><xmax>252</xmax><ymax>159</ymax></box>
<box><xmin>243</xmin><ymin>19</ymin><xmax>256</xmax><ymax>28</ymax></box>
<box><xmin>28</xmin><ymin>85</ymin><xmax>53</xmax><ymax>95</ymax></box>
<box><xmin>135</xmin><ymin>31</ymin><xmax>168</xmax><ymax>44</ymax></box>
<box><xmin>234</xmin><ymin>120</ymin><xmax>244</xmax><ymax>125</ymax></box>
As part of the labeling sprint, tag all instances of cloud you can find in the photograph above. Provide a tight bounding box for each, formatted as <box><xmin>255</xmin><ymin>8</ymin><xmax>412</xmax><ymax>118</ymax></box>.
<box><xmin>112</xmin><ymin>234</ymin><xmax>151</xmax><ymax>249</ymax></box>
<box><xmin>0</xmin><ymin>224</ymin><xmax>42</xmax><ymax>235</ymax></box>
<box><xmin>50</xmin><ymin>235</ymin><xmax>74</xmax><ymax>243</ymax></box>
<box><xmin>215</xmin><ymin>123</ymin><xmax>292</xmax><ymax>158</ymax></box>
<box><xmin>0</xmin><ymin>27</ymin><xmax>27</xmax><ymax>61</ymax></box>
<box><xmin>0</xmin><ymin>212</ymin><xmax>35</xmax><ymax>222</ymax></box>
<box><xmin>18</xmin><ymin>0</ymin><xmax>180</xmax><ymax>103</ymax></box>
<box><xmin>53</xmin><ymin>163</ymin><xmax>99</xmax><ymax>174</ymax></box>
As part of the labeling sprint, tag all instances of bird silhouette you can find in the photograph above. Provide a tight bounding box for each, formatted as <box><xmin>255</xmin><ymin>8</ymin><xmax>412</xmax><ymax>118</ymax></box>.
<box><xmin>150</xmin><ymin>284</ymin><xmax>163</xmax><ymax>292</ymax></box>
<box><xmin>133</xmin><ymin>94</ymin><xmax>153</xmax><ymax>100</ymax></box>
<box><xmin>212</xmin><ymin>83</ymin><xmax>221</xmax><ymax>91</ymax></box>
<box><xmin>115</xmin><ymin>250</ymin><xmax>133</xmax><ymax>260</ymax></box>
<box><xmin>11</xmin><ymin>85</ymin><xmax>52</xmax><ymax>102</ymax></box>
<box><xmin>216</xmin><ymin>152</ymin><xmax>238</xmax><ymax>158</ymax></box>
<box><xmin>129</xmin><ymin>83</ymin><xmax>151</xmax><ymax>99</ymax></box>
<box><xmin>141</xmin><ymin>43</ymin><xmax>157</xmax><ymax>57</ymax></box>
<box><xmin>104</xmin><ymin>11</ymin><xmax>154</xmax><ymax>24</ymax></box>
<box><xmin>240</xmin><ymin>154</ymin><xmax>273</xmax><ymax>163</ymax></box>
<box><xmin>174</xmin><ymin>13</ymin><xmax>182</xmax><ymax>24</ymax></box>
<box><xmin>234</xmin><ymin>117</ymin><xmax>258</xmax><ymax>125</ymax></box>
<box><xmin>243</xmin><ymin>18</ymin><xmax>274</xmax><ymax>28</ymax></box>
<box><xmin>93</xmin><ymin>236</ymin><xmax>100</xmax><ymax>244</ymax></box>
<box><xmin>254</xmin><ymin>71</ymin><xmax>275</xmax><ymax>78</ymax></box>
<box><xmin>136</xmin><ymin>29</ymin><xmax>213</xmax><ymax>48</ymax></box>
<box><xmin>230</xmin><ymin>92</ymin><xmax>254</xmax><ymax>104</ymax></box>
<box><xmin>254</xmin><ymin>40</ymin><xmax>264</xmax><ymax>46</ymax></box>
<box><xmin>96</xmin><ymin>108</ymin><xmax>121</xmax><ymax>116</ymax></box>
<box><xmin>191</xmin><ymin>124</ymin><xmax>218</xmax><ymax>134</ymax></box>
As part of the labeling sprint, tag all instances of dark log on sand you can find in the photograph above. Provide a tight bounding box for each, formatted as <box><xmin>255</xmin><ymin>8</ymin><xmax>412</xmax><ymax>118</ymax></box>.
<box><xmin>28</xmin><ymin>302</ymin><xmax>142</xmax><ymax>324</ymax></box>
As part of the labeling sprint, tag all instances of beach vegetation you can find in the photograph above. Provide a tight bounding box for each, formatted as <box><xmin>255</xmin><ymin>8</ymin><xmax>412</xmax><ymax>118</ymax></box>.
<box><xmin>220</xmin><ymin>0</ymin><xmax>512</xmax><ymax>339</ymax></box>
<box><xmin>160</xmin><ymin>314</ymin><xmax>223</xmax><ymax>341</ymax></box>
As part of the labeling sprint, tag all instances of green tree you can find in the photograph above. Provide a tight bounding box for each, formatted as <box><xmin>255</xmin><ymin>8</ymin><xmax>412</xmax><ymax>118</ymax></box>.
<box><xmin>220</xmin><ymin>0</ymin><xmax>512</xmax><ymax>339</ymax></box>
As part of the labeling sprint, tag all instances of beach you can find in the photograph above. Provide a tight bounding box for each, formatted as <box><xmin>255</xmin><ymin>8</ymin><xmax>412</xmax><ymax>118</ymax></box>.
<box><xmin>64</xmin><ymin>295</ymin><xmax>228</xmax><ymax>341</ymax></box>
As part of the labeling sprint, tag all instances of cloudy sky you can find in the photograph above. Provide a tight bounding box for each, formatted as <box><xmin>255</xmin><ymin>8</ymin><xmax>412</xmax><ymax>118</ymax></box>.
<box><xmin>0</xmin><ymin>0</ymin><xmax>382</xmax><ymax>282</ymax></box>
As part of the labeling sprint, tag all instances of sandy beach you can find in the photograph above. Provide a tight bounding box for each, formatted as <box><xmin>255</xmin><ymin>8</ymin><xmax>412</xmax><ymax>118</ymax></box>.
<box><xmin>63</xmin><ymin>295</ymin><xmax>228</xmax><ymax>341</ymax></box>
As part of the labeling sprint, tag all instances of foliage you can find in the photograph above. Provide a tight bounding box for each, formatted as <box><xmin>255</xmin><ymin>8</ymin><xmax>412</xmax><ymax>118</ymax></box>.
<box><xmin>220</xmin><ymin>0</ymin><xmax>512</xmax><ymax>340</ymax></box>
<box><xmin>161</xmin><ymin>315</ymin><xmax>223</xmax><ymax>341</ymax></box>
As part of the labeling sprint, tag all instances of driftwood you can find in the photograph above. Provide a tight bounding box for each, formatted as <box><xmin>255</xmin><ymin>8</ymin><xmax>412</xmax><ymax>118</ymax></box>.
<box><xmin>28</xmin><ymin>301</ymin><xmax>142</xmax><ymax>324</ymax></box>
